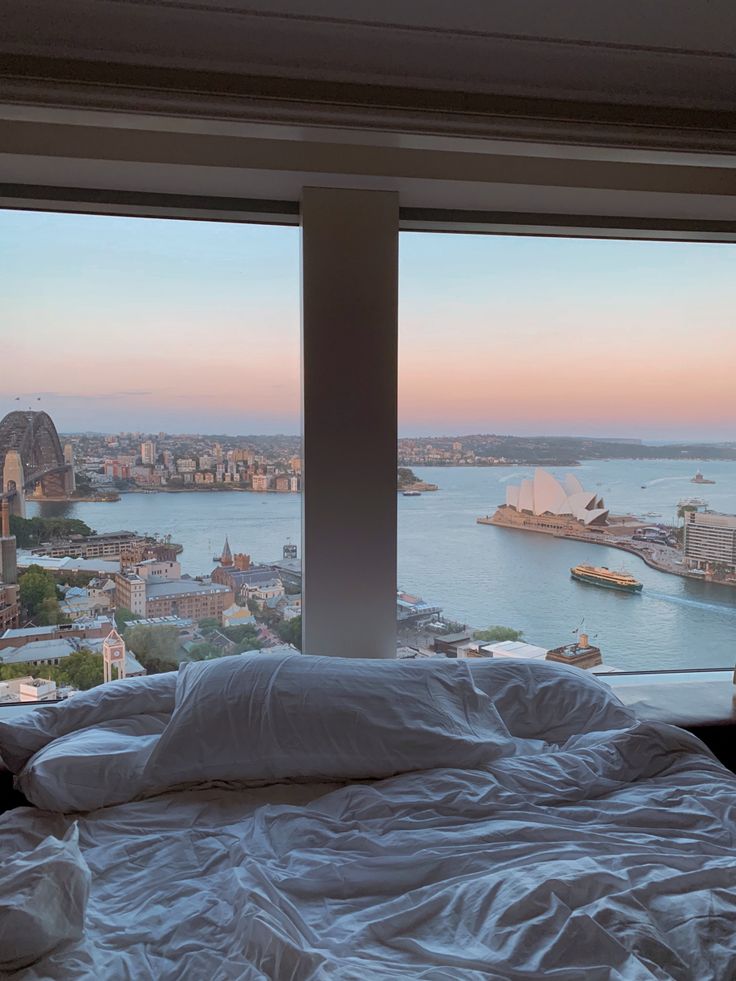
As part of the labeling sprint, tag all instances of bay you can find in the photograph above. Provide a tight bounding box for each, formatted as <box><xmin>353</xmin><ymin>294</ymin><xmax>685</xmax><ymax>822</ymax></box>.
<box><xmin>29</xmin><ymin>459</ymin><xmax>736</xmax><ymax>671</ymax></box>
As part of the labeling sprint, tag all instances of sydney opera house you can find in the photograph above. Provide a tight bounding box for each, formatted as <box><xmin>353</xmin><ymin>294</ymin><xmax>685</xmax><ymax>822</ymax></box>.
<box><xmin>484</xmin><ymin>469</ymin><xmax>609</xmax><ymax>535</ymax></box>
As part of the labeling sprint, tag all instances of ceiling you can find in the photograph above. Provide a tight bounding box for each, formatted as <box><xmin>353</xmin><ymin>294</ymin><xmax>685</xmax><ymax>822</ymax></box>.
<box><xmin>1</xmin><ymin>2</ymin><xmax>736</xmax><ymax>236</ymax></box>
<box><xmin>2</xmin><ymin>1</ymin><xmax>736</xmax><ymax>111</ymax></box>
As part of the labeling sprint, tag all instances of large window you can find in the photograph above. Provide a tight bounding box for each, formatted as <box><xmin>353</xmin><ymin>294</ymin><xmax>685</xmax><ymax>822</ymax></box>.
<box><xmin>0</xmin><ymin>210</ymin><xmax>301</xmax><ymax>700</ymax></box>
<box><xmin>398</xmin><ymin>233</ymin><xmax>736</xmax><ymax>671</ymax></box>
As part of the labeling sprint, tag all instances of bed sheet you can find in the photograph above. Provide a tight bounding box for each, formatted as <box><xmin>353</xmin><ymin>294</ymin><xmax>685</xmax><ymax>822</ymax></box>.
<box><xmin>2</xmin><ymin>721</ymin><xmax>736</xmax><ymax>981</ymax></box>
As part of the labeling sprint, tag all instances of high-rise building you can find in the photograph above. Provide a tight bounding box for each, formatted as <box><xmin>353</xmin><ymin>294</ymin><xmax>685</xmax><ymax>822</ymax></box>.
<box><xmin>141</xmin><ymin>440</ymin><xmax>157</xmax><ymax>465</ymax></box>
<box><xmin>684</xmin><ymin>511</ymin><xmax>736</xmax><ymax>570</ymax></box>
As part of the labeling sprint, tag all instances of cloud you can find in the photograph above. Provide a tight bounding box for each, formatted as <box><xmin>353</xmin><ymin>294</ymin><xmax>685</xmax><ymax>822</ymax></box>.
<box><xmin>4</xmin><ymin>390</ymin><xmax>153</xmax><ymax>400</ymax></box>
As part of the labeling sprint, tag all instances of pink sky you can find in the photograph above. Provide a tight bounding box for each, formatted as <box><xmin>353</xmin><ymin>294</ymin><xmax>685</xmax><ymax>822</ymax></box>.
<box><xmin>3</xmin><ymin>211</ymin><xmax>735</xmax><ymax>440</ymax></box>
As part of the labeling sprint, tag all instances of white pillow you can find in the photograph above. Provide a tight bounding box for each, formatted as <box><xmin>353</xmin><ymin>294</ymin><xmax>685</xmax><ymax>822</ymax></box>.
<box><xmin>142</xmin><ymin>653</ymin><xmax>519</xmax><ymax>795</ymax></box>
<box><xmin>0</xmin><ymin>824</ymin><xmax>90</xmax><ymax>971</ymax></box>
<box><xmin>467</xmin><ymin>659</ymin><xmax>635</xmax><ymax>743</ymax></box>
<box><xmin>15</xmin><ymin>713</ymin><xmax>169</xmax><ymax>813</ymax></box>
<box><xmin>0</xmin><ymin>672</ymin><xmax>177</xmax><ymax>774</ymax></box>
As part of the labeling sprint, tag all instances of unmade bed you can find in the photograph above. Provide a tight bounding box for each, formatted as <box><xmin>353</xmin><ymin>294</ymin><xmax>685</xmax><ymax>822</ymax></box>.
<box><xmin>1</xmin><ymin>653</ymin><xmax>736</xmax><ymax>980</ymax></box>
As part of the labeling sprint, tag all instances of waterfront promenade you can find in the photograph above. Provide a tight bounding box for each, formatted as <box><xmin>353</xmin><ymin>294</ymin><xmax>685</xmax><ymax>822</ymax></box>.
<box><xmin>478</xmin><ymin>514</ymin><xmax>736</xmax><ymax>589</ymax></box>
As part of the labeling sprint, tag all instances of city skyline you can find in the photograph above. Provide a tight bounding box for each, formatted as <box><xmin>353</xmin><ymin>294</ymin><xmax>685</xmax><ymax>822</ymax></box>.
<box><xmin>3</xmin><ymin>209</ymin><xmax>735</xmax><ymax>440</ymax></box>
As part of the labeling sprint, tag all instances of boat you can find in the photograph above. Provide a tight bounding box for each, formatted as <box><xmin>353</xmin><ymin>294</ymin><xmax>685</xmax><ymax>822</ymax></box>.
<box><xmin>691</xmin><ymin>470</ymin><xmax>716</xmax><ymax>485</ymax></box>
<box><xmin>402</xmin><ymin>490</ymin><xmax>422</xmax><ymax>496</ymax></box>
<box><xmin>570</xmin><ymin>564</ymin><xmax>643</xmax><ymax>593</ymax></box>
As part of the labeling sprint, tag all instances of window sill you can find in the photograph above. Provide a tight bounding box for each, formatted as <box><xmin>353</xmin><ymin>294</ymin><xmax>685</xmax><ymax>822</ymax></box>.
<box><xmin>600</xmin><ymin>669</ymin><xmax>736</xmax><ymax>728</ymax></box>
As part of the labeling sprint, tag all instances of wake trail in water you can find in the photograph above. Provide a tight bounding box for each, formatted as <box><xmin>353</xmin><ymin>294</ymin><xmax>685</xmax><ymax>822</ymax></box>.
<box><xmin>497</xmin><ymin>472</ymin><xmax>530</xmax><ymax>483</ymax></box>
<box><xmin>643</xmin><ymin>476</ymin><xmax>692</xmax><ymax>487</ymax></box>
<box><xmin>646</xmin><ymin>591</ymin><xmax>736</xmax><ymax>615</ymax></box>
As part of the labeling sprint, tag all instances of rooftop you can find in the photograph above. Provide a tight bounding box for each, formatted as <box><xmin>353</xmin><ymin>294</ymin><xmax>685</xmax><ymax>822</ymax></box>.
<box><xmin>0</xmin><ymin>638</ymin><xmax>76</xmax><ymax>664</ymax></box>
<box><xmin>484</xmin><ymin>641</ymin><xmax>548</xmax><ymax>661</ymax></box>
<box><xmin>1</xmin><ymin>617</ymin><xmax>112</xmax><ymax>641</ymax></box>
<box><xmin>17</xmin><ymin>551</ymin><xmax>120</xmax><ymax>574</ymax></box>
<box><xmin>125</xmin><ymin>615</ymin><xmax>194</xmax><ymax>629</ymax></box>
<box><xmin>146</xmin><ymin>580</ymin><xmax>231</xmax><ymax>598</ymax></box>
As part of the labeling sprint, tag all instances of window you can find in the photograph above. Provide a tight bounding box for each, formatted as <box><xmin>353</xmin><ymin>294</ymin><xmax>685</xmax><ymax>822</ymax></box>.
<box><xmin>398</xmin><ymin>233</ymin><xmax>736</xmax><ymax>671</ymax></box>
<box><xmin>0</xmin><ymin>210</ymin><xmax>301</xmax><ymax>701</ymax></box>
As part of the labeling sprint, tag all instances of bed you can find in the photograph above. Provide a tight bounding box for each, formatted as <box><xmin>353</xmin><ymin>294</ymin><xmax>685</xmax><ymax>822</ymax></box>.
<box><xmin>1</xmin><ymin>653</ymin><xmax>736</xmax><ymax>980</ymax></box>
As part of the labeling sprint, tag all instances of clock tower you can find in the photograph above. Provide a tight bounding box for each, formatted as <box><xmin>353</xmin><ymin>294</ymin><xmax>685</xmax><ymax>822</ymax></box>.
<box><xmin>103</xmin><ymin>628</ymin><xmax>128</xmax><ymax>683</ymax></box>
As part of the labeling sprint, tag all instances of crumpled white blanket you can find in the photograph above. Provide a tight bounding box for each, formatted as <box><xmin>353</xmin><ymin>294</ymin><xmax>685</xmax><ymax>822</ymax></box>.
<box><xmin>0</xmin><ymin>824</ymin><xmax>91</xmax><ymax>972</ymax></box>
<box><xmin>3</xmin><ymin>721</ymin><xmax>736</xmax><ymax>980</ymax></box>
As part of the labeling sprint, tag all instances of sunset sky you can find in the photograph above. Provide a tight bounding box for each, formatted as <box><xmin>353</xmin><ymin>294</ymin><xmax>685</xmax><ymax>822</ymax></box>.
<box><xmin>2</xmin><ymin>209</ymin><xmax>734</xmax><ymax>440</ymax></box>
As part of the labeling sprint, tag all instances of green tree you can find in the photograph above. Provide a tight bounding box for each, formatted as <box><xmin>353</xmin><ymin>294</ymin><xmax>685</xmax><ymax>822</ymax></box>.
<box><xmin>221</xmin><ymin>624</ymin><xmax>262</xmax><ymax>649</ymax></box>
<box><xmin>275</xmin><ymin>615</ymin><xmax>302</xmax><ymax>650</ymax></box>
<box><xmin>0</xmin><ymin>663</ymin><xmax>38</xmax><ymax>682</ymax></box>
<box><xmin>37</xmin><ymin>594</ymin><xmax>64</xmax><ymax>626</ymax></box>
<box><xmin>185</xmin><ymin>642</ymin><xmax>220</xmax><ymax>661</ymax></box>
<box><xmin>54</xmin><ymin>650</ymin><xmax>104</xmax><ymax>690</ymax></box>
<box><xmin>473</xmin><ymin>625</ymin><xmax>524</xmax><ymax>643</ymax></box>
<box><xmin>123</xmin><ymin>624</ymin><xmax>179</xmax><ymax>673</ymax></box>
<box><xmin>397</xmin><ymin>467</ymin><xmax>419</xmax><ymax>489</ymax></box>
<box><xmin>9</xmin><ymin>516</ymin><xmax>94</xmax><ymax>549</ymax></box>
<box><xmin>197</xmin><ymin>617</ymin><xmax>220</xmax><ymax>635</ymax></box>
<box><xmin>115</xmin><ymin>607</ymin><xmax>141</xmax><ymax>630</ymax></box>
<box><xmin>19</xmin><ymin>565</ymin><xmax>62</xmax><ymax>623</ymax></box>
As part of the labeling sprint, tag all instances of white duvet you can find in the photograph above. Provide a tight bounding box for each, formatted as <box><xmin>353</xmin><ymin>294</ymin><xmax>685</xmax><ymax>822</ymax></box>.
<box><xmin>1</xmin><ymin>656</ymin><xmax>736</xmax><ymax>980</ymax></box>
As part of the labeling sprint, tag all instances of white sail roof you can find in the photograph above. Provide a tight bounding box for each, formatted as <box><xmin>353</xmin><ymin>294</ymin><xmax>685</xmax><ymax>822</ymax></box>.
<box><xmin>564</xmin><ymin>473</ymin><xmax>584</xmax><ymax>496</ymax></box>
<box><xmin>533</xmin><ymin>469</ymin><xmax>569</xmax><ymax>516</ymax></box>
<box><xmin>503</xmin><ymin>468</ymin><xmax>608</xmax><ymax>525</ymax></box>
<box><xmin>517</xmin><ymin>479</ymin><xmax>535</xmax><ymax>513</ymax></box>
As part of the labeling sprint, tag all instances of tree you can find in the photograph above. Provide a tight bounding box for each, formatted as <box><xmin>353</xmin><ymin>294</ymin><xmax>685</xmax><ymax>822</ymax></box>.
<box><xmin>123</xmin><ymin>624</ymin><xmax>179</xmax><ymax>673</ymax></box>
<box><xmin>0</xmin><ymin>663</ymin><xmax>38</xmax><ymax>682</ymax></box>
<box><xmin>0</xmin><ymin>650</ymin><xmax>104</xmax><ymax>691</ymax></box>
<box><xmin>197</xmin><ymin>617</ymin><xmax>220</xmax><ymax>635</ymax></box>
<box><xmin>37</xmin><ymin>595</ymin><xmax>64</xmax><ymax>626</ymax></box>
<box><xmin>9</xmin><ymin>515</ymin><xmax>94</xmax><ymax>549</ymax></box>
<box><xmin>473</xmin><ymin>625</ymin><xmax>524</xmax><ymax>643</ymax></box>
<box><xmin>185</xmin><ymin>642</ymin><xmax>220</xmax><ymax>661</ymax></box>
<box><xmin>397</xmin><ymin>467</ymin><xmax>419</xmax><ymax>489</ymax></box>
<box><xmin>275</xmin><ymin>615</ymin><xmax>302</xmax><ymax>650</ymax></box>
<box><xmin>115</xmin><ymin>607</ymin><xmax>141</xmax><ymax>631</ymax></box>
<box><xmin>19</xmin><ymin>565</ymin><xmax>62</xmax><ymax>623</ymax></box>
<box><xmin>221</xmin><ymin>624</ymin><xmax>262</xmax><ymax>648</ymax></box>
<box><xmin>54</xmin><ymin>650</ymin><xmax>104</xmax><ymax>690</ymax></box>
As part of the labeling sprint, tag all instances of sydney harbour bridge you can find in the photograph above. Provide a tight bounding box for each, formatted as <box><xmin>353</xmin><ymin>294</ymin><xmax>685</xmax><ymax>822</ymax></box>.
<box><xmin>0</xmin><ymin>411</ymin><xmax>75</xmax><ymax>518</ymax></box>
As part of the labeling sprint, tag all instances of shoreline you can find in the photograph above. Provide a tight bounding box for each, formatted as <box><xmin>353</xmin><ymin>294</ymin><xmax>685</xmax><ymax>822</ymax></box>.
<box><xmin>559</xmin><ymin>532</ymin><xmax>736</xmax><ymax>589</ymax></box>
<box><xmin>481</xmin><ymin>513</ymin><xmax>736</xmax><ymax>590</ymax></box>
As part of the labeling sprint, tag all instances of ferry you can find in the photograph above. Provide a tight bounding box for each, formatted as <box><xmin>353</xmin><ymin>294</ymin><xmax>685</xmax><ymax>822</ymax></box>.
<box><xmin>691</xmin><ymin>470</ymin><xmax>716</xmax><ymax>485</ymax></box>
<box><xmin>570</xmin><ymin>564</ymin><xmax>643</xmax><ymax>593</ymax></box>
<box><xmin>402</xmin><ymin>490</ymin><xmax>422</xmax><ymax>496</ymax></box>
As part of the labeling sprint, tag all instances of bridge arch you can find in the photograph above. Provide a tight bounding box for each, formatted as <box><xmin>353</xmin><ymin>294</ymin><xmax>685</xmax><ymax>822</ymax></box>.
<box><xmin>0</xmin><ymin>411</ymin><xmax>71</xmax><ymax>508</ymax></box>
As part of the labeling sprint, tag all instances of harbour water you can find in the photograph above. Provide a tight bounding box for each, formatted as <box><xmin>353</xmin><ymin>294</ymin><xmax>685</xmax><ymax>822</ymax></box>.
<box><xmin>30</xmin><ymin>459</ymin><xmax>736</xmax><ymax>671</ymax></box>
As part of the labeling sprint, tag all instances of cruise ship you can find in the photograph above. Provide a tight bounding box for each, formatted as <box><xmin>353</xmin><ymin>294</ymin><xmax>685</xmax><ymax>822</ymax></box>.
<box><xmin>570</xmin><ymin>565</ymin><xmax>643</xmax><ymax>593</ymax></box>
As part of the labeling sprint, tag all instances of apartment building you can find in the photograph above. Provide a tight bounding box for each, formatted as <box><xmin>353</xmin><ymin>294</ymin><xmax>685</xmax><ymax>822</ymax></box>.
<box><xmin>685</xmin><ymin>512</ymin><xmax>736</xmax><ymax>570</ymax></box>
